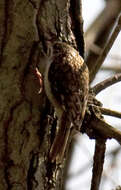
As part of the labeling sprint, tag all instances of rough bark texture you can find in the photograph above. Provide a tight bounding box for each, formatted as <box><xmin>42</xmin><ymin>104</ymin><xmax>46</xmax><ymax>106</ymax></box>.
<box><xmin>1</xmin><ymin>0</ymin><xmax>120</xmax><ymax>189</ymax></box>
<box><xmin>0</xmin><ymin>0</ymin><xmax>84</xmax><ymax>189</ymax></box>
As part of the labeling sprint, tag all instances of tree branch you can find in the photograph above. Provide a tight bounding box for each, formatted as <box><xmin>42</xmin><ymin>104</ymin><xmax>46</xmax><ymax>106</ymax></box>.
<box><xmin>91</xmin><ymin>138</ymin><xmax>106</xmax><ymax>190</ymax></box>
<box><xmin>91</xmin><ymin>73</ymin><xmax>121</xmax><ymax>95</ymax></box>
<box><xmin>89</xmin><ymin>13</ymin><xmax>121</xmax><ymax>82</ymax></box>
<box><xmin>100</xmin><ymin>107</ymin><xmax>121</xmax><ymax>119</ymax></box>
<box><xmin>85</xmin><ymin>1</ymin><xmax>121</xmax><ymax>54</ymax></box>
<box><xmin>70</xmin><ymin>0</ymin><xmax>84</xmax><ymax>57</ymax></box>
<box><xmin>86</xmin><ymin>0</ymin><xmax>121</xmax><ymax>83</ymax></box>
<box><xmin>101</xmin><ymin>65</ymin><xmax>121</xmax><ymax>73</ymax></box>
<box><xmin>83</xmin><ymin>108</ymin><xmax>121</xmax><ymax>145</ymax></box>
<box><xmin>91</xmin><ymin>114</ymin><xmax>121</xmax><ymax>145</ymax></box>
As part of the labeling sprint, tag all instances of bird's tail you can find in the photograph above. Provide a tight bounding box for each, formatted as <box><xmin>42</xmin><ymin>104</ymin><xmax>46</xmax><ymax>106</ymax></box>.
<box><xmin>49</xmin><ymin>111</ymin><xmax>71</xmax><ymax>163</ymax></box>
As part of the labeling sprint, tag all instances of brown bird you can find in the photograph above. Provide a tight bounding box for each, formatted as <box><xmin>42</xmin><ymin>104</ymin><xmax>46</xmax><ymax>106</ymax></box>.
<box><xmin>44</xmin><ymin>42</ymin><xmax>89</xmax><ymax>163</ymax></box>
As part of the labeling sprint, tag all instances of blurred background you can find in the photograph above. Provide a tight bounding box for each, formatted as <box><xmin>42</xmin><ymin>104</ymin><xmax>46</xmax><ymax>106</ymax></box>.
<box><xmin>65</xmin><ymin>0</ymin><xmax>121</xmax><ymax>189</ymax></box>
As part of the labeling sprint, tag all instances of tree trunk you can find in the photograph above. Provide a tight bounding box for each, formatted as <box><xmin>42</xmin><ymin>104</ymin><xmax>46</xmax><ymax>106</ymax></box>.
<box><xmin>0</xmin><ymin>0</ymin><xmax>84</xmax><ymax>189</ymax></box>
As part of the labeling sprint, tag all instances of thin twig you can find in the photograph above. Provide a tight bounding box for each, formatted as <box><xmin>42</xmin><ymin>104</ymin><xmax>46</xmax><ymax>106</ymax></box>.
<box><xmin>91</xmin><ymin>13</ymin><xmax>121</xmax><ymax>79</ymax></box>
<box><xmin>91</xmin><ymin>138</ymin><xmax>106</xmax><ymax>190</ymax></box>
<box><xmin>91</xmin><ymin>73</ymin><xmax>121</xmax><ymax>95</ymax></box>
<box><xmin>100</xmin><ymin>107</ymin><xmax>121</xmax><ymax>119</ymax></box>
<box><xmin>101</xmin><ymin>66</ymin><xmax>121</xmax><ymax>73</ymax></box>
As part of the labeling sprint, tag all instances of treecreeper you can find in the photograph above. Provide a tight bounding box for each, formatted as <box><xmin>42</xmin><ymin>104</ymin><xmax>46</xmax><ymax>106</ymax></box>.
<box><xmin>44</xmin><ymin>42</ymin><xmax>89</xmax><ymax>163</ymax></box>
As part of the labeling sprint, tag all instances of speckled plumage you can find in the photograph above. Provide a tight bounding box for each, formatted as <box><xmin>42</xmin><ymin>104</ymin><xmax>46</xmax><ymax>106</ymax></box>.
<box><xmin>44</xmin><ymin>42</ymin><xmax>89</xmax><ymax>163</ymax></box>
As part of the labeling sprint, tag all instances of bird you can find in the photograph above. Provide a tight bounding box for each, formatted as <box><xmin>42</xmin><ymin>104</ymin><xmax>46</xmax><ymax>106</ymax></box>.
<box><xmin>44</xmin><ymin>42</ymin><xmax>89</xmax><ymax>163</ymax></box>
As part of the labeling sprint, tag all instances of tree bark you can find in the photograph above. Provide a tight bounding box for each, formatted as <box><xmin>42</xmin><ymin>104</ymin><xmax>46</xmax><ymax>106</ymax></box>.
<box><xmin>0</xmin><ymin>0</ymin><xmax>84</xmax><ymax>189</ymax></box>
